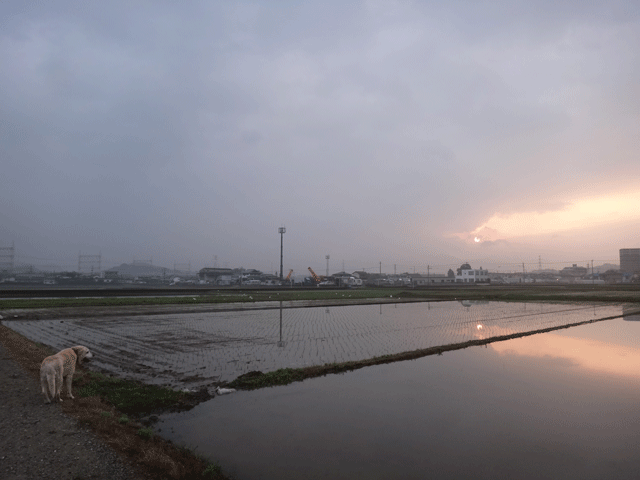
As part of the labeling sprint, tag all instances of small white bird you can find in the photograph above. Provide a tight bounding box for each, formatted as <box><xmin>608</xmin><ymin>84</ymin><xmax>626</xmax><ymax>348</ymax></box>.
<box><xmin>215</xmin><ymin>387</ymin><xmax>236</xmax><ymax>395</ymax></box>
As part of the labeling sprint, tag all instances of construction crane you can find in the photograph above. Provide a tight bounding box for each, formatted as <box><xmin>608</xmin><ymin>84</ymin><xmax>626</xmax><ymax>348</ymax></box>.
<box><xmin>308</xmin><ymin>267</ymin><xmax>322</xmax><ymax>284</ymax></box>
<box><xmin>284</xmin><ymin>269</ymin><xmax>293</xmax><ymax>281</ymax></box>
<box><xmin>308</xmin><ymin>267</ymin><xmax>334</xmax><ymax>286</ymax></box>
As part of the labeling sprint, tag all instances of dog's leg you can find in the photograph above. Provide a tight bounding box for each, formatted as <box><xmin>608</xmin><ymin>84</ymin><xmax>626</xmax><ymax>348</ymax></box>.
<box><xmin>56</xmin><ymin>372</ymin><xmax>63</xmax><ymax>402</ymax></box>
<box><xmin>64</xmin><ymin>374</ymin><xmax>75</xmax><ymax>399</ymax></box>
<box><xmin>42</xmin><ymin>376</ymin><xmax>52</xmax><ymax>404</ymax></box>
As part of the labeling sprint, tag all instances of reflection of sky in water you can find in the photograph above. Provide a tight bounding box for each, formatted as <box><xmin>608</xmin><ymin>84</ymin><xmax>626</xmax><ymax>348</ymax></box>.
<box><xmin>2</xmin><ymin>301</ymin><xmax>630</xmax><ymax>387</ymax></box>
<box><xmin>492</xmin><ymin>316</ymin><xmax>640</xmax><ymax>379</ymax></box>
<box><xmin>159</xmin><ymin>317</ymin><xmax>640</xmax><ymax>480</ymax></box>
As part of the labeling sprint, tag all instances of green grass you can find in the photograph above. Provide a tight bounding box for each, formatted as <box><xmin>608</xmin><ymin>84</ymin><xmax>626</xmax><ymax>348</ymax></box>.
<box><xmin>227</xmin><ymin>368</ymin><xmax>307</xmax><ymax>390</ymax></box>
<box><xmin>76</xmin><ymin>371</ymin><xmax>185</xmax><ymax>415</ymax></box>
<box><xmin>137</xmin><ymin>427</ymin><xmax>154</xmax><ymax>440</ymax></box>
<box><xmin>395</xmin><ymin>286</ymin><xmax>640</xmax><ymax>304</ymax></box>
<box><xmin>203</xmin><ymin>462</ymin><xmax>222</xmax><ymax>477</ymax></box>
<box><xmin>0</xmin><ymin>288</ymin><xmax>404</xmax><ymax>310</ymax></box>
<box><xmin>3</xmin><ymin>285</ymin><xmax>640</xmax><ymax>311</ymax></box>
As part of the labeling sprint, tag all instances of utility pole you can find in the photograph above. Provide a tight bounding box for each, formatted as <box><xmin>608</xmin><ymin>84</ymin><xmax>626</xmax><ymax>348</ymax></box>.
<box><xmin>278</xmin><ymin>226</ymin><xmax>286</xmax><ymax>280</ymax></box>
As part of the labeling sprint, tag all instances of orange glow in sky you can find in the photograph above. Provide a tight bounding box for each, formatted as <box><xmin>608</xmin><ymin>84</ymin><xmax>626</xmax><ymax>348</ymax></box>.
<box><xmin>465</xmin><ymin>190</ymin><xmax>640</xmax><ymax>243</ymax></box>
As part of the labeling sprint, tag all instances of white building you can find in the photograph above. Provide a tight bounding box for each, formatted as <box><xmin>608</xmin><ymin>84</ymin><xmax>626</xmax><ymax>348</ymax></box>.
<box><xmin>455</xmin><ymin>264</ymin><xmax>489</xmax><ymax>283</ymax></box>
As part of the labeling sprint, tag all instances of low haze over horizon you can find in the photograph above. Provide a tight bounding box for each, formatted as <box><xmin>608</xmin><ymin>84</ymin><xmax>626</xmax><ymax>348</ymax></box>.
<box><xmin>2</xmin><ymin>1</ymin><xmax>639</xmax><ymax>275</ymax></box>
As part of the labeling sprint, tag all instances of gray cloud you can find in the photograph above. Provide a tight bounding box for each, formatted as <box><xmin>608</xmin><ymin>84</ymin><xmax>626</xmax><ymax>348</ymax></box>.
<box><xmin>2</xmin><ymin>1</ymin><xmax>639</xmax><ymax>273</ymax></box>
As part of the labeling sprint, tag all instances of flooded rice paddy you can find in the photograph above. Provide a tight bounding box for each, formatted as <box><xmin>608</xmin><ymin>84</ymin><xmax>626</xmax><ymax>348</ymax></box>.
<box><xmin>2</xmin><ymin>301</ymin><xmax>631</xmax><ymax>390</ymax></box>
<box><xmin>5</xmin><ymin>300</ymin><xmax>640</xmax><ymax>478</ymax></box>
<box><xmin>159</xmin><ymin>309</ymin><xmax>640</xmax><ymax>480</ymax></box>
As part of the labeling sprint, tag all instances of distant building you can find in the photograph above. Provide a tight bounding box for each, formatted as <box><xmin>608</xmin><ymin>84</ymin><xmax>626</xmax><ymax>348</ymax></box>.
<box><xmin>560</xmin><ymin>264</ymin><xmax>588</xmax><ymax>277</ymax></box>
<box><xmin>620</xmin><ymin>249</ymin><xmax>640</xmax><ymax>274</ymax></box>
<box><xmin>411</xmin><ymin>274</ymin><xmax>454</xmax><ymax>285</ymax></box>
<box><xmin>199</xmin><ymin>267</ymin><xmax>235</xmax><ymax>283</ymax></box>
<box><xmin>455</xmin><ymin>264</ymin><xmax>489</xmax><ymax>283</ymax></box>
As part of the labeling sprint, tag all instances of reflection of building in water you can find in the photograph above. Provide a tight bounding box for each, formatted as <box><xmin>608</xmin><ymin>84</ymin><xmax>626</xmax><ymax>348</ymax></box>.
<box><xmin>459</xmin><ymin>300</ymin><xmax>490</xmax><ymax>307</ymax></box>
<box><xmin>622</xmin><ymin>305</ymin><xmax>640</xmax><ymax>321</ymax></box>
<box><xmin>620</xmin><ymin>249</ymin><xmax>640</xmax><ymax>275</ymax></box>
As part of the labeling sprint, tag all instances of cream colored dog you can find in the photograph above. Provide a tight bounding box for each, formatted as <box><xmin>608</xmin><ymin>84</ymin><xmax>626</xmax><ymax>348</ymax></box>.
<box><xmin>40</xmin><ymin>346</ymin><xmax>93</xmax><ymax>404</ymax></box>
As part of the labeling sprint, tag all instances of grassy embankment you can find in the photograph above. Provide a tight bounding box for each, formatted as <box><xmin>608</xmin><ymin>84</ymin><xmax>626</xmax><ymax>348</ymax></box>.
<box><xmin>399</xmin><ymin>284</ymin><xmax>640</xmax><ymax>304</ymax></box>
<box><xmin>3</xmin><ymin>284</ymin><xmax>640</xmax><ymax>311</ymax></box>
<box><xmin>0</xmin><ymin>287</ymin><xmax>404</xmax><ymax>310</ymax></box>
<box><xmin>0</xmin><ymin>323</ymin><xmax>226</xmax><ymax>479</ymax></box>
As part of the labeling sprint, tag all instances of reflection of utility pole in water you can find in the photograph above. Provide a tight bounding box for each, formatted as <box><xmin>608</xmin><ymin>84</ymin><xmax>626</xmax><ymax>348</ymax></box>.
<box><xmin>277</xmin><ymin>301</ymin><xmax>286</xmax><ymax>348</ymax></box>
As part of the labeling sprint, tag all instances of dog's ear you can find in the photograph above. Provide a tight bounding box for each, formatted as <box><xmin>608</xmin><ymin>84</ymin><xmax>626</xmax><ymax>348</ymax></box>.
<box><xmin>71</xmin><ymin>346</ymin><xmax>86</xmax><ymax>363</ymax></box>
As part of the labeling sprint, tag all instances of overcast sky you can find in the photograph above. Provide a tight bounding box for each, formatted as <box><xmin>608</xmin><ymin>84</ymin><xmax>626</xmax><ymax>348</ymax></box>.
<box><xmin>1</xmin><ymin>1</ymin><xmax>639</xmax><ymax>275</ymax></box>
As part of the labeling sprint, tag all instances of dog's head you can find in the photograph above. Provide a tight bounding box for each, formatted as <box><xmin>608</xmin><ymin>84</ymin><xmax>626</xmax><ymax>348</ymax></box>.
<box><xmin>71</xmin><ymin>345</ymin><xmax>93</xmax><ymax>364</ymax></box>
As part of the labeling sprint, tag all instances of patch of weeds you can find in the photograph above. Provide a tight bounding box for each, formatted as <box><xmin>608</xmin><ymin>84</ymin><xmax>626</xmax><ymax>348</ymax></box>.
<box><xmin>77</xmin><ymin>382</ymin><xmax>100</xmax><ymax>397</ymax></box>
<box><xmin>203</xmin><ymin>462</ymin><xmax>222</xmax><ymax>477</ymax></box>
<box><xmin>100</xmin><ymin>411</ymin><xmax>113</xmax><ymax>418</ymax></box>
<box><xmin>228</xmin><ymin>368</ymin><xmax>305</xmax><ymax>390</ymax></box>
<box><xmin>118</xmin><ymin>414</ymin><xmax>130</xmax><ymax>424</ymax></box>
<box><xmin>75</xmin><ymin>371</ymin><xmax>183</xmax><ymax>415</ymax></box>
<box><xmin>137</xmin><ymin>427</ymin><xmax>154</xmax><ymax>440</ymax></box>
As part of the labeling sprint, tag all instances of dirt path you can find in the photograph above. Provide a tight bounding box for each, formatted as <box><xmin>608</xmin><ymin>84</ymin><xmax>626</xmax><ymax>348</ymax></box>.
<box><xmin>0</xmin><ymin>330</ymin><xmax>144</xmax><ymax>480</ymax></box>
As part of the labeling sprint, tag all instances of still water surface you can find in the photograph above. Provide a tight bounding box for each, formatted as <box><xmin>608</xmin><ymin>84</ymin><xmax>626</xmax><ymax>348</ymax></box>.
<box><xmin>3</xmin><ymin>301</ymin><xmax>626</xmax><ymax>388</ymax></box>
<box><xmin>159</xmin><ymin>315</ymin><xmax>640</xmax><ymax>480</ymax></box>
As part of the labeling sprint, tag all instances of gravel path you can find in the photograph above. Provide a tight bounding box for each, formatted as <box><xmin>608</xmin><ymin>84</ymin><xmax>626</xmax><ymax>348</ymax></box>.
<box><xmin>0</xmin><ymin>341</ymin><xmax>144</xmax><ymax>480</ymax></box>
